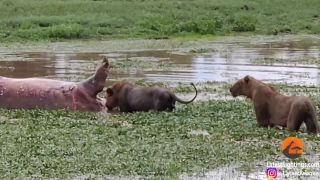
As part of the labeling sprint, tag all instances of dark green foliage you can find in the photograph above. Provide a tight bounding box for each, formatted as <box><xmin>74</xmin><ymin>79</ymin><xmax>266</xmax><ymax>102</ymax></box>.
<box><xmin>0</xmin><ymin>100</ymin><xmax>319</xmax><ymax>178</ymax></box>
<box><xmin>0</xmin><ymin>0</ymin><xmax>319</xmax><ymax>41</ymax></box>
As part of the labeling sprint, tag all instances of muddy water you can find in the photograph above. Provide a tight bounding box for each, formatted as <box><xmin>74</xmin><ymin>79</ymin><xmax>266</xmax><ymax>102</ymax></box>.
<box><xmin>0</xmin><ymin>37</ymin><xmax>320</xmax><ymax>85</ymax></box>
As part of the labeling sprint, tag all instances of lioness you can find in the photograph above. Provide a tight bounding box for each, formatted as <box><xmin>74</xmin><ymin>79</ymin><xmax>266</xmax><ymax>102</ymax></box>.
<box><xmin>106</xmin><ymin>80</ymin><xmax>198</xmax><ymax>112</ymax></box>
<box><xmin>230</xmin><ymin>75</ymin><xmax>319</xmax><ymax>134</ymax></box>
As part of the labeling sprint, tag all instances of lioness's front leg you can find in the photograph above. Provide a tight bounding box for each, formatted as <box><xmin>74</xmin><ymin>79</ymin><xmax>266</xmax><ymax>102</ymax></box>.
<box><xmin>254</xmin><ymin>103</ymin><xmax>271</xmax><ymax>127</ymax></box>
<box><xmin>286</xmin><ymin>104</ymin><xmax>304</xmax><ymax>131</ymax></box>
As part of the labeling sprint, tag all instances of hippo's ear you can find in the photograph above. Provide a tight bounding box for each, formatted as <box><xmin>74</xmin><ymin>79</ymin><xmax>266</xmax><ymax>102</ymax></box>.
<box><xmin>102</xmin><ymin>56</ymin><xmax>109</xmax><ymax>68</ymax></box>
<box><xmin>106</xmin><ymin>88</ymin><xmax>113</xmax><ymax>97</ymax></box>
<box><xmin>244</xmin><ymin>75</ymin><xmax>250</xmax><ymax>84</ymax></box>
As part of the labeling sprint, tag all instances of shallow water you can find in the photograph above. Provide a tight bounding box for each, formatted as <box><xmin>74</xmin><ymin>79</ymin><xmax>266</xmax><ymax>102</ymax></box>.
<box><xmin>0</xmin><ymin>37</ymin><xmax>320</xmax><ymax>86</ymax></box>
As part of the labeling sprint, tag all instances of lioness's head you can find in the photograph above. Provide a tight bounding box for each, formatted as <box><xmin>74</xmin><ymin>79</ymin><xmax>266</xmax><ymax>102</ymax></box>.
<box><xmin>229</xmin><ymin>75</ymin><xmax>252</xmax><ymax>97</ymax></box>
<box><xmin>105</xmin><ymin>80</ymin><xmax>128</xmax><ymax>110</ymax></box>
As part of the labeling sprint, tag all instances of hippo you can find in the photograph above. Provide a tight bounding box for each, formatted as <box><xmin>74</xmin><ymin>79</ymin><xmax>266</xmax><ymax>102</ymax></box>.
<box><xmin>0</xmin><ymin>57</ymin><xmax>110</xmax><ymax>112</ymax></box>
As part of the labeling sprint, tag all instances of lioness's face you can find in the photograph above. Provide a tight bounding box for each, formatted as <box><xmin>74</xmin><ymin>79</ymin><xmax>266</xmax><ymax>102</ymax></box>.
<box><xmin>106</xmin><ymin>88</ymin><xmax>117</xmax><ymax>110</ymax></box>
<box><xmin>105</xmin><ymin>81</ymin><xmax>127</xmax><ymax>110</ymax></box>
<box><xmin>230</xmin><ymin>76</ymin><xmax>251</xmax><ymax>97</ymax></box>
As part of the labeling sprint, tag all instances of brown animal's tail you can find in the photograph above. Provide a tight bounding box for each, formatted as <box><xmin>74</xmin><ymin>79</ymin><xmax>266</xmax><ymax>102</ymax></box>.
<box><xmin>173</xmin><ymin>83</ymin><xmax>198</xmax><ymax>104</ymax></box>
<box><xmin>304</xmin><ymin>102</ymin><xmax>320</xmax><ymax>134</ymax></box>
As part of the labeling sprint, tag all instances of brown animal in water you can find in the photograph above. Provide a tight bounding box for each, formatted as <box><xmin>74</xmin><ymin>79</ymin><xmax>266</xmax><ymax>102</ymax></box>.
<box><xmin>106</xmin><ymin>81</ymin><xmax>198</xmax><ymax>112</ymax></box>
<box><xmin>229</xmin><ymin>75</ymin><xmax>319</xmax><ymax>134</ymax></box>
<box><xmin>0</xmin><ymin>57</ymin><xmax>110</xmax><ymax>112</ymax></box>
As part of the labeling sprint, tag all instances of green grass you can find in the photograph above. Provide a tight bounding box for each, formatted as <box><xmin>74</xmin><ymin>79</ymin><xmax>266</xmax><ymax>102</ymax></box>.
<box><xmin>0</xmin><ymin>0</ymin><xmax>320</xmax><ymax>42</ymax></box>
<box><xmin>0</xmin><ymin>100</ymin><xmax>319</xmax><ymax>178</ymax></box>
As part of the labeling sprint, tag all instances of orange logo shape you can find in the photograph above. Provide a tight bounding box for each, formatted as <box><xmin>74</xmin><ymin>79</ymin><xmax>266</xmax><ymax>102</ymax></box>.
<box><xmin>281</xmin><ymin>137</ymin><xmax>303</xmax><ymax>159</ymax></box>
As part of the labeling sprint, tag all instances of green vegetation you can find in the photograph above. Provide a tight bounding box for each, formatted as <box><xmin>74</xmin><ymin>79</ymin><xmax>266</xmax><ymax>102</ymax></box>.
<box><xmin>0</xmin><ymin>100</ymin><xmax>319</xmax><ymax>178</ymax></box>
<box><xmin>252</xmin><ymin>57</ymin><xmax>320</xmax><ymax>65</ymax></box>
<box><xmin>0</xmin><ymin>0</ymin><xmax>320</xmax><ymax>42</ymax></box>
<box><xmin>0</xmin><ymin>0</ymin><xmax>319</xmax><ymax>178</ymax></box>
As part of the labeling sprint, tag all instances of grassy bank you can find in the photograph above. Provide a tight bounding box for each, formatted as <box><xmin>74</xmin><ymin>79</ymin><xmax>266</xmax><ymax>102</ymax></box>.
<box><xmin>0</xmin><ymin>100</ymin><xmax>319</xmax><ymax>178</ymax></box>
<box><xmin>0</xmin><ymin>0</ymin><xmax>319</xmax><ymax>42</ymax></box>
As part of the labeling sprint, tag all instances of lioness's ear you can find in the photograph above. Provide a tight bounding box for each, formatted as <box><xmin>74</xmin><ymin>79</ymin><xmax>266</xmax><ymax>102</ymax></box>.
<box><xmin>244</xmin><ymin>75</ymin><xmax>250</xmax><ymax>83</ymax></box>
<box><xmin>106</xmin><ymin>88</ymin><xmax>113</xmax><ymax>96</ymax></box>
<box><xmin>269</xmin><ymin>85</ymin><xmax>276</xmax><ymax>91</ymax></box>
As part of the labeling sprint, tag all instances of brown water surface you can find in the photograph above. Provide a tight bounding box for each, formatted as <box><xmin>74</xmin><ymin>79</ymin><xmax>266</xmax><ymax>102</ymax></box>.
<box><xmin>1</xmin><ymin>37</ymin><xmax>320</xmax><ymax>85</ymax></box>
